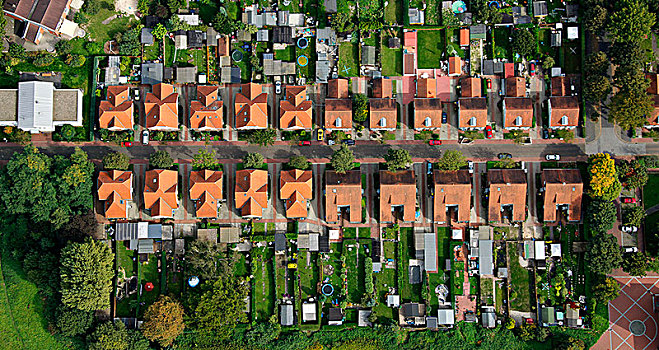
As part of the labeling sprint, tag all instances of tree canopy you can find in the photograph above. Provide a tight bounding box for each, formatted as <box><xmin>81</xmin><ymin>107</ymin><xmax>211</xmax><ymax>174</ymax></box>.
<box><xmin>193</xmin><ymin>276</ymin><xmax>249</xmax><ymax>342</ymax></box>
<box><xmin>622</xmin><ymin>252</ymin><xmax>649</xmax><ymax>277</ymax></box>
<box><xmin>607</xmin><ymin>0</ymin><xmax>656</xmax><ymax>43</ymax></box>
<box><xmin>102</xmin><ymin>151</ymin><xmax>130</xmax><ymax>170</ymax></box>
<box><xmin>60</xmin><ymin>239</ymin><xmax>114</xmax><ymax>311</ymax></box>
<box><xmin>243</xmin><ymin>153</ymin><xmax>264</xmax><ymax>169</ymax></box>
<box><xmin>617</xmin><ymin>159</ymin><xmax>648</xmax><ymax>189</ymax></box>
<box><xmin>88</xmin><ymin>321</ymin><xmax>150</xmax><ymax>350</ymax></box>
<box><xmin>287</xmin><ymin>155</ymin><xmax>310</xmax><ymax>170</ymax></box>
<box><xmin>56</xmin><ymin>305</ymin><xmax>94</xmax><ymax>337</ymax></box>
<box><xmin>185</xmin><ymin>240</ymin><xmax>224</xmax><ymax>280</ymax></box>
<box><xmin>584</xmin><ymin>5</ymin><xmax>607</xmax><ymax>34</ymax></box>
<box><xmin>247</xmin><ymin>129</ymin><xmax>276</xmax><ymax>147</ymax></box>
<box><xmin>331</xmin><ymin>145</ymin><xmax>356</xmax><ymax>174</ymax></box>
<box><xmin>384</xmin><ymin>149</ymin><xmax>412</xmax><ymax>171</ymax></box>
<box><xmin>149</xmin><ymin>150</ymin><xmax>174</xmax><ymax>169</ymax></box>
<box><xmin>511</xmin><ymin>29</ymin><xmax>535</xmax><ymax>58</ymax></box>
<box><xmin>587</xmin><ymin>153</ymin><xmax>621</xmax><ymax>201</ymax></box>
<box><xmin>142</xmin><ymin>295</ymin><xmax>185</xmax><ymax>346</ymax></box>
<box><xmin>192</xmin><ymin>148</ymin><xmax>219</xmax><ymax>170</ymax></box>
<box><xmin>586</xmin><ymin>199</ymin><xmax>617</xmax><ymax>234</ymax></box>
<box><xmin>593</xmin><ymin>277</ymin><xmax>621</xmax><ymax>302</ymax></box>
<box><xmin>436</xmin><ymin>150</ymin><xmax>467</xmax><ymax>171</ymax></box>
<box><xmin>353</xmin><ymin>94</ymin><xmax>369</xmax><ymax>123</ymax></box>
<box><xmin>586</xmin><ymin>233</ymin><xmax>623</xmax><ymax>275</ymax></box>
<box><xmin>608</xmin><ymin>89</ymin><xmax>654</xmax><ymax>130</ymax></box>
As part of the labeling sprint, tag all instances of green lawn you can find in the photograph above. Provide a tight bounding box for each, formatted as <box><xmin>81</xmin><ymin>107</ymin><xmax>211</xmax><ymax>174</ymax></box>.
<box><xmin>445</xmin><ymin>28</ymin><xmax>465</xmax><ymax>58</ymax></box>
<box><xmin>298</xmin><ymin>250</ymin><xmax>319</xmax><ymax>300</ymax></box>
<box><xmin>452</xmin><ymin>261</ymin><xmax>465</xmax><ymax>296</ymax></box>
<box><xmin>344</xmin><ymin>239</ymin><xmax>367</xmax><ymax>303</ymax></box>
<box><xmin>296</xmin><ymin>38</ymin><xmax>316</xmax><ymax>80</ymax></box>
<box><xmin>324</xmin><ymin>243</ymin><xmax>344</xmax><ymax>299</ymax></box>
<box><xmin>144</xmin><ymin>42</ymin><xmax>161</xmax><ymax>61</ymax></box>
<box><xmin>384</xmin><ymin>0</ymin><xmax>403</xmax><ymax>24</ymax></box>
<box><xmin>359</xmin><ymin>227</ymin><xmax>372</xmax><ymax>239</ymax></box>
<box><xmin>116</xmin><ymin>243</ymin><xmax>137</xmax><ymax>317</ymax></box>
<box><xmin>137</xmin><ymin>254</ymin><xmax>161</xmax><ymax>317</ymax></box>
<box><xmin>252</xmin><ymin>247</ymin><xmax>275</xmax><ymax>321</ymax></box>
<box><xmin>480</xmin><ymin>277</ymin><xmax>494</xmax><ymax>305</ymax></box>
<box><xmin>275</xmin><ymin>258</ymin><xmax>287</xmax><ymax>299</ymax></box>
<box><xmin>174</xmin><ymin>49</ymin><xmax>207</xmax><ymax>74</ymax></box>
<box><xmin>381</xmin><ymin>29</ymin><xmax>402</xmax><ymax>76</ymax></box>
<box><xmin>427</xmin><ymin>271</ymin><xmax>448</xmax><ymax>309</ymax></box>
<box><xmin>493</xmin><ymin>27</ymin><xmax>512</xmax><ymax>60</ymax></box>
<box><xmin>508</xmin><ymin>242</ymin><xmax>531</xmax><ymax>311</ymax></box>
<box><xmin>253</xmin><ymin>222</ymin><xmax>266</xmax><ymax>234</ymax></box>
<box><xmin>343</xmin><ymin>227</ymin><xmax>357</xmax><ymax>239</ymax></box>
<box><xmin>338</xmin><ymin>42</ymin><xmax>359</xmax><ymax>77</ymax></box>
<box><xmin>372</xmin><ymin>265</ymin><xmax>397</xmax><ymax>319</ymax></box>
<box><xmin>644</xmin><ymin>174</ymin><xmax>659</xmax><ymax>209</ymax></box>
<box><xmin>560</xmin><ymin>39</ymin><xmax>581</xmax><ymax>74</ymax></box>
<box><xmin>0</xmin><ymin>246</ymin><xmax>83</xmax><ymax>349</ymax></box>
<box><xmin>417</xmin><ymin>30</ymin><xmax>445</xmax><ymax>69</ymax></box>
<box><xmin>234</xmin><ymin>252</ymin><xmax>250</xmax><ymax>278</ymax></box>
<box><xmin>275</xmin><ymin>46</ymin><xmax>295</xmax><ymax>61</ymax></box>
<box><xmin>84</xmin><ymin>3</ymin><xmax>137</xmax><ymax>43</ymax></box>
<box><xmin>164</xmin><ymin>38</ymin><xmax>175</xmax><ymax>67</ymax></box>
<box><xmin>400</xmin><ymin>227</ymin><xmax>422</xmax><ymax>302</ymax></box>
<box><xmin>437</xmin><ymin>227</ymin><xmax>450</xmax><ymax>263</ymax></box>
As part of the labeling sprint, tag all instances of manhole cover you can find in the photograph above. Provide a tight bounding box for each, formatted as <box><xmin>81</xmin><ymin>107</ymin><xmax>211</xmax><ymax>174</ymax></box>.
<box><xmin>630</xmin><ymin>320</ymin><xmax>646</xmax><ymax>336</ymax></box>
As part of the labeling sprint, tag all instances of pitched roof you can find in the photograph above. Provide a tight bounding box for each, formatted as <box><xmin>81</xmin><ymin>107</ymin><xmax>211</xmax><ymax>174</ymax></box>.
<box><xmin>417</xmin><ymin>78</ymin><xmax>437</xmax><ymax>98</ymax></box>
<box><xmin>99</xmin><ymin>86</ymin><xmax>133</xmax><ymax>130</ymax></box>
<box><xmin>542</xmin><ymin>169</ymin><xmax>583</xmax><ymax>222</ymax></box>
<box><xmin>504</xmin><ymin>97</ymin><xmax>533</xmax><ymax>128</ymax></box>
<box><xmin>280</xmin><ymin>85</ymin><xmax>312</xmax><ymax>129</ymax></box>
<box><xmin>458</xmin><ymin>97</ymin><xmax>488</xmax><ymax>128</ymax></box>
<box><xmin>4</xmin><ymin>0</ymin><xmax>68</xmax><ymax>31</ymax></box>
<box><xmin>549</xmin><ymin>96</ymin><xmax>579</xmax><ymax>128</ymax></box>
<box><xmin>404</xmin><ymin>31</ymin><xmax>417</xmax><ymax>47</ymax></box>
<box><xmin>144</xmin><ymin>169</ymin><xmax>178</xmax><ymax>217</ymax></box>
<box><xmin>369</xmin><ymin>98</ymin><xmax>397</xmax><ymax>129</ymax></box>
<box><xmin>461</xmin><ymin>77</ymin><xmax>482</xmax><ymax>98</ymax></box>
<box><xmin>648</xmin><ymin>95</ymin><xmax>659</xmax><ymax>126</ymax></box>
<box><xmin>380</xmin><ymin>170</ymin><xmax>416</xmax><ymax>223</ymax></box>
<box><xmin>235</xmin><ymin>169</ymin><xmax>268</xmax><ymax>217</ymax></box>
<box><xmin>551</xmin><ymin>76</ymin><xmax>570</xmax><ymax>96</ymax></box>
<box><xmin>433</xmin><ymin>170</ymin><xmax>471</xmax><ymax>223</ymax></box>
<box><xmin>647</xmin><ymin>73</ymin><xmax>659</xmax><ymax>95</ymax></box>
<box><xmin>373</xmin><ymin>78</ymin><xmax>393</xmax><ymax>98</ymax></box>
<box><xmin>506</xmin><ymin>77</ymin><xmax>526</xmax><ymax>97</ymax></box>
<box><xmin>327</xmin><ymin>79</ymin><xmax>349</xmax><ymax>98</ymax></box>
<box><xmin>488</xmin><ymin>169</ymin><xmax>527</xmax><ymax>222</ymax></box>
<box><xmin>325</xmin><ymin>99</ymin><xmax>352</xmax><ymax>129</ymax></box>
<box><xmin>235</xmin><ymin>83</ymin><xmax>268</xmax><ymax>129</ymax></box>
<box><xmin>145</xmin><ymin>83</ymin><xmax>179</xmax><ymax>129</ymax></box>
<box><xmin>190</xmin><ymin>86</ymin><xmax>223</xmax><ymax>130</ymax></box>
<box><xmin>449</xmin><ymin>57</ymin><xmax>462</xmax><ymax>76</ymax></box>
<box><xmin>189</xmin><ymin>170</ymin><xmax>223</xmax><ymax>218</ymax></box>
<box><xmin>280</xmin><ymin>169</ymin><xmax>313</xmax><ymax>218</ymax></box>
<box><xmin>459</xmin><ymin>28</ymin><xmax>469</xmax><ymax>46</ymax></box>
<box><xmin>98</xmin><ymin>170</ymin><xmax>133</xmax><ymax>219</ymax></box>
<box><xmin>414</xmin><ymin>98</ymin><xmax>442</xmax><ymax>129</ymax></box>
<box><xmin>325</xmin><ymin>170</ymin><xmax>361</xmax><ymax>223</ymax></box>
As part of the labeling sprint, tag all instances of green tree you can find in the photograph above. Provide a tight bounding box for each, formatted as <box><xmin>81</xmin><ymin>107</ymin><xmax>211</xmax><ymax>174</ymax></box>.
<box><xmin>560</xmin><ymin>337</ymin><xmax>585</xmax><ymax>350</ymax></box>
<box><xmin>353</xmin><ymin>93</ymin><xmax>369</xmax><ymax>123</ymax></box>
<box><xmin>588</xmin><ymin>153</ymin><xmax>622</xmax><ymax>201</ymax></box>
<box><xmin>384</xmin><ymin>149</ymin><xmax>412</xmax><ymax>171</ymax></box>
<box><xmin>609</xmin><ymin>89</ymin><xmax>654</xmax><ymax>130</ymax></box>
<box><xmin>511</xmin><ymin>29</ymin><xmax>535</xmax><ymax>58</ymax></box>
<box><xmin>330</xmin><ymin>12</ymin><xmax>355</xmax><ymax>32</ymax></box>
<box><xmin>60</xmin><ymin>239</ymin><xmax>114</xmax><ymax>311</ymax></box>
<box><xmin>609</xmin><ymin>41</ymin><xmax>646</xmax><ymax>68</ymax></box>
<box><xmin>193</xmin><ymin>276</ymin><xmax>249</xmax><ymax>342</ymax></box>
<box><xmin>287</xmin><ymin>155</ymin><xmax>310</xmax><ymax>170</ymax></box>
<box><xmin>152</xmin><ymin>23</ymin><xmax>167</xmax><ymax>40</ymax></box>
<box><xmin>192</xmin><ymin>148</ymin><xmax>218</xmax><ymax>170</ymax></box>
<box><xmin>623</xmin><ymin>252</ymin><xmax>649</xmax><ymax>277</ymax></box>
<box><xmin>613</xmin><ymin>66</ymin><xmax>650</xmax><ymax>93</ymax></box>
<box><xmin>247</xmin><ymin>129</ymin><xmax>276</xmax><ymax>147</ymax></box>
<box><xmin>607</xmin><ymin>0</ymin><xmax>656</xmax><ymax>43</ymax></box>
<box><xmin>442</xmin><ymin>8</ymin><xmax>460</xmax><ymax>26</ymax></box>
<box><xmin>584</xmin><ymin>5</ymin><xmax>607</xmax><ymax>34</ymax></box>
<box><xmin>243</xmin><ymin>152</ymin><xmax>264</xmax><ymax>169</ymax></box>
<box><xmin>617</xmin><ymin>159</ymin><xmax>648</xmax><ymax>189</ymax></box>
<box><xmin>8</xmin><ymin>42</ymin><xmax>26</xmax><ymax>59</ymax></box>
<box><xmin>585</xmin><ymin>51</ymin><xmax>609</xmax><ymax>76</ymax></box>
<box><xmin>623</xmin><ymin>206</ymin><xmax>646</xmax><ymax>227</ymax></box>
<box><xmin>331</xmin><ymin>144</ymin><xmax>355</xmax><ymax>174</ymax></box>
<box><xmin>56</xmin><ymin>305</ymin><xmax>94</xmax><ymax>336</ymax></box>
<box><xmin>592</xmin><ymin>277</ymin><xmax>621</xmax><ymax>302</ymax></box>
<box><xmin>583</xmin><ymin>75</ymin><xmax>611</xmax><ymax>103</ymax></box>
<box><xmin>471</xmin><ymin>0</ymin><xmax>503</xmax><ymax>24</ymax></box>
<box><xmin>185</xmin><ymin>240</ymin><xmax>223</xmax><ymax>280</ymax></box>
<box><xmin>103</xmin><ymin>151</ymin><xmax>130</xmax><ymax>170</ymax></box>
<box><xmin>505</xmin><ymin>317</ymin><xmax>515</xmax><ymax>329</ymax></box>
<box><xmin>493</xmin><ymin>157</ymin><xmax>517</xmax><ymax>169</ymax></box>
<box><xmin>88</xmin><ymin>322</ymin><xmax>150</xmax><ymax>350</ymax></box>
<box><xmin>436</xmin><ymin>150</ymin><xmax>467</xmax><ymax>171</ymax></box>
<box><xmin>245</xmin><ymin>322</ymin><xmax>282</xmax><ymax>347</ymax></box>
<box><xmin>213</xmin><ymin>13</ymin><xmax>244</xmax><ymax>35</ymax></box>
<box><xmin>586</xmin><ymin>233</ymin><xmax>623</xmax><ymax>275</ymax></box>
<box><xmin>149</xmin><ymin>150</ymin><xmax>174</xmax><ymax>169</ymax></box>
<box><xmin>142</xmin><ymin>295</ymin><xmax>185</xmax><ymax>347</ymax></box>
<box><xmin>542</xmin><ymin>56</ymin><xmax>555</xmax><ymax>70</ymax></box>
<box><xmin>587</xmin><ymin>200</ymin><xmax>617</xmax><ymax>234</ymax></box>
<box><xmin>117</xmin><ymin>25</ymin><xmax>143</xmax><ymax>56</ymax></box>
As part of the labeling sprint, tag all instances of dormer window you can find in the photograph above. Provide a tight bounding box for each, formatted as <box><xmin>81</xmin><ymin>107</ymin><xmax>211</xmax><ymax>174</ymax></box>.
<box><xmin>561</xmin><ymin>115</ymin><xmax>568</xmax><ymax>125</ymax></box>
<box><xmin>335</xmin><ymin>118</ymin><xmax>342</xmax><ymax>128</ymax></box>
<box><xmin>424</xmin><ymin>117</ymin><xmax>431</xmax><ymax>127</ymax></box>
<box><xmin>379</xmin><ymin>118</ymin><xmax>387</xmax><ymax>127</ymax></box>
<box><xmin>469</xmin><ymin>117</ymin><xmax>477</xmax><ymax>126</ymax></box>
<box><xmin>515</xmin><ymin>116</ymin><xmax>522</xmax><ymax>126</ymax></box>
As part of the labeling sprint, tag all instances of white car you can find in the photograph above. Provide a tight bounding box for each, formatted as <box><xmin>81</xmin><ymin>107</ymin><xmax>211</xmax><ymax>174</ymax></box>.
<box><xmin>467</xmin><ymin>160</ymin><xmax>474</xmax><ymax>174</ymax></box>
<box><xmin>545</xmin><ymin>154</ymin><xmax>560</xmax><ymax>161</ymax></box>
<box><xmin>275</xmin><ymin>81</ymin><xmax>282</xmax><ymax>94</ymax></box>
<box><xmin>624</xmin><ymin>247</ymin><xmax>639</xmax><ymax>253</ymax></box>
<box><xmin>142</xmin><ymin>130</ymin><xmax>149</xmax><ymax>145</ymax></box>
<box><xmin>134</xmin><ymin>89</ymin><xmax>140</xmax><ymax>101</ymax></box>
<box><xmin>621</xmin><ymin>226</ymin><xmax>638</xmax><ymax>233</ymax></box>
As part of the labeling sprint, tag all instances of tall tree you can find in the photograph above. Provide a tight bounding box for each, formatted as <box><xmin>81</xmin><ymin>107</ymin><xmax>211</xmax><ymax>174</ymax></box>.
<box><xmin>593</xmin><ymin>277</ymin><xmax>621</xmax><ymax>302</ymax></box>
<box><xmin>586</xmin><ymin>234</ymin><xmax>623</xmax><ymax>275</ymax></box>
<box><xmin>511</xmin><ymin>28</ymin><xmax>535</xmax><ymax>58</ymax></box>
<box><xmin>585</xmin><ymin>52</ymin><xmax>609</xmax><ymax>76</ymax></box>
<box><xmin>609</xmin><ymin>89</ymin><xmax>654</xmax><ymax>130</ymax></box>
<box><xmin>609</xmin><ymin>41</ymin><xmax>646</xmax><ymax>68</ymax></box>
<box><xmin>60</xmin><ymin>239</ymin><xmax>114</xmax><ymax>311</ymax></box>
<box><xmin>586</xmin><ymin>200</ymin><xmax>617</xmax><ymax>234</ymax></box>
<box><xmin>193</xmin><ymin>277</ymin><xmax>249</xmax><ymax>342</ymax></box>
<box><xmin>247</xmin><ymin>129</ymin><xmax>276</xmax><ymax>147</ymax></box>
<box><xmin>584</xmin><ymin>5</ymin><xmax>607</xmax><ymax>34</ymax></box>
<box><xmin>185</xmin><ymin>240</ymin><xmax>224</xmax><ymax>280</ymax></box>
<box><xmin>56</xmin><ymin>305</ymin><xmax>94</xmax><ymax>337</ymax></box>
<box><xmin>384</xmin><ymin>149</ymin><xmax>412</xmax><ymax>171</ymax></box>
<box><xmin>352</xmin><ymin>94</ymin><xmax>369</xmax><ymax>123</ymax></box>
<box><xmin>587</xmin><ymin>153</ymin><xmax>621</xmax><ymax>201</ymax></box>
<box><xmin>622</xmin><ymin>252</ymin><xmax>649</xmax><ymax>277</ymax></box>
<box><xmin>287</xmin><ymin>155</ymin><xmax>310</xmax><ymax>170</ymax></box>
<box><xmin>607</xmin><ymin>0</ymin><xmax>656</xmax><ymax>43</ymax></box>
<box><xmin>583</xmin><ymin>75</ymin><xmax>611</xmax><ymax>103</ymax></box>
<box><xmin>436</xmin><ymin>150</ymin><xmax>467</xmax><ymax>171</ymax></box>
<box><xmin>142</xmin><ymin>296</ymin><xmax>185</xmax><ymax>347</ymax></box>
<box><xmin>88</xmin><ymin>322</ymin><xmax>150</xmax><ymax>350</ymax></box>
<box><xmin>331</xmin><ymin>145</ymin><xmax>355</xmax><ymax>174</ymax></box>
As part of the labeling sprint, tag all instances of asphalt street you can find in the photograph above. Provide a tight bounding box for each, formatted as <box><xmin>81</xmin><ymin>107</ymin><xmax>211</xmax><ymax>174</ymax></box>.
<box><xmin>0</xmin><ymin>142</ymin><xmax>590</xmax><ymax>161</ymax></box>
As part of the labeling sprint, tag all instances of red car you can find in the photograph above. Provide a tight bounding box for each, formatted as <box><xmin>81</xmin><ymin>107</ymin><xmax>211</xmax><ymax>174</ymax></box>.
<box><xmin>298</xmin><ymin>141</ymin><xmax>311</xmax><ymax>146</ymax></box>
<box><xmin>622</xmin><ymin>197</ymin><xmax>637</xmax><ymax>204</ymax></box>
<box><xmin>122</xmin><ymin>141</ymin><xmax>133</xmax><ymax>147</ymax></box>
<box><xmin>485</xmin><ymin>125</ymin><xmax>493</xmax><ymax>139</ymax></box>
<box><xmin>429</xmin><ymin>140</ymin><xmax>442</xmax><ymax>146</ymax></box>
<box><xmin>486</xmin><ymin>79</ymin><xmax>492</xmax><ymax>91</ymax></box>
<box><xmin>529</xmin><ymin>63</ymin><xmax>536</xmax><ymax>76</ymax></box>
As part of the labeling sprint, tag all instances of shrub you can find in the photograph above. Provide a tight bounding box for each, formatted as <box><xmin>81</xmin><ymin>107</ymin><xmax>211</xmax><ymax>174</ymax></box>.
<box><xmin>34</xmin><ymin>54</ymin><xmax>55</xmax><ymax>67</ymax></box>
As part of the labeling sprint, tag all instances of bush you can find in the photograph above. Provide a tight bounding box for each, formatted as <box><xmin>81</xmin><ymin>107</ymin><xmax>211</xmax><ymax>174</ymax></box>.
<box><xmin>622</xmin><ymin>206</ymin><xmax>646</xmax><ymax>227</ymax></box>
<box><xmin>34</xmin><ymin>54</ymin><xmax>55</xmax><ymax>67</ymax></box>
<box><xmin>243</xmin><ymin>153</ymin><xmax>264</xmax><ymax>169</ymax></box>
<box><xmin>60</xmin><ymin>125</ymin><xmax>76</xmax><ymax>141</ymax></box>
<box><xmin>8</xmin><ymin>43</ymin><xmax>25</xmax><ymax>59</ymax></box>
<box><xmin>149</xmin><ymin>150</ymin><xmax>174</xmax><ymax>169</ymax></box>
<box><xmin>56</xmin><ymin>305</ymin><xmax>94</xmax><ymax>337</ymax></box>
<box><xmin>65</xmin><ymin>54</ymin><xmax>86</xmax><ymax>67</ymax></box>
<box><xmin>103</xmin><ymin>152</ymin><xmax>130</xmax><ymax>170</ymax></box>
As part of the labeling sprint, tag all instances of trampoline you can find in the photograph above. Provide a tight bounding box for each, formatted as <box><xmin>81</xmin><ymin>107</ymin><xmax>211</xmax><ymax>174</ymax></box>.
<box><xmin>144</xmin><ymin>282</ymin><xmax>154</xmax><ymax>292</ymax></box>
<box><xmin>321</xmin><ymin>283</ymin><xmax>335</xmax><ymax>296</ymax></box>
<box><xmin>297</xmin><ymin>37</ymin><xmax>309</xmax><ymax>49</ymax></box>
<box><xmin>452</xmin><ymin>0</ymin><xmax>467</xmax><ymax>13</ymax></box>
<box><xmin>188</xmin><ymin>276</ymin><xmax>200</xmax><ymax>288</ymax></box>
<box><xmin>231</xmin><ymin>50</ymin><xmax>244</xmax><ymax>62</ymax></box>
<box><xmin>297</xmin><ymin>55</ymin><xmax>309</xmax><ymax>67</ymax></box>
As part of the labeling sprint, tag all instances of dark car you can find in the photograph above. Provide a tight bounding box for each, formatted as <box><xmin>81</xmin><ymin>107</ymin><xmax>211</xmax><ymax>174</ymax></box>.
<box><xmin>343</xmin><ymin>139</ymin><xmax>356</xmax><ymax>146</ymax></box>
<box><xmin>442</xmin><ymin>111</ymin><xmax>448</xmax><ymax>124</ymax></box>
<box><xmin>497</xmin><ymin>153</ymin><xmax>512</xmax><ymax>159</ymax></box>
<box><xmin>542</xmin><ymin>129</ymin><xmax>549</xmax><ymax>139</ymax></box>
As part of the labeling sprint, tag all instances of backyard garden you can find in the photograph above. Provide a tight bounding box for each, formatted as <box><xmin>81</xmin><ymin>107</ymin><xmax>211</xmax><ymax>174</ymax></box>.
<box><xmin>417</xmin><ymin>29</ymin><xmax>445</xmax><ymax>69</ymax></box>
<box><xmin>507</xmin><ymin>242</ymin><xmax>532</xmax><ymax>312</ymax></box>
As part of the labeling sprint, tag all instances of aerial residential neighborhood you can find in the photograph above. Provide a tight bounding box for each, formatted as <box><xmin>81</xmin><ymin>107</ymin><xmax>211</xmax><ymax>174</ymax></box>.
<box><xmin>0</xmin><ymin>0</ymin><xmax>658</xmax><ymax>349</ymax></box>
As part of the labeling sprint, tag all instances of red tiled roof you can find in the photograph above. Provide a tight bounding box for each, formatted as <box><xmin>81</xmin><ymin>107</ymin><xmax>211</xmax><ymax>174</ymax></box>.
<box><xmin>325</xmin><ymin>99</ymin><xmax>352</xmax><ymax>129</ymax></box>
<box><xmin>461</xmin><ymin>77</ymin><xmax>482</xmax><ymax>98</ymax></box>
<box><xmin>380</xmin><ymin>170</ymin><xmax>416</xmax><ymax>223</ymax></box>
<box><xmin>542</xmin><ymin>169</ymin><xmax>583</xmax><ymax>222</ymax></box>
<box><xmin>189</xmin><ymin>170</ymin><xmax>223</xmax><ymax>218</ymax></box>
<box><xmin>144</xmin><ymin>169</ymin><xmax>178</xmax><ymax>218</ymax></box>
<box><xmin>235</xmin><ymin>169</ymin><xmax>268</xmax><ymax>217</ymax></box>
<box><xmin>459</xmin><ymin>28</ymin><xmax>469</xmax><ymax>46</ymax></box>
<box><xmin>99</xmin><ymin>86</ymin><xmax>133</xmax><ymax>130</ymax></box>
<box><xmin>403</xmin><ymin>53</ymin><xmax>416</xmax><ymax>75</ymax></box>
<box><xmin>488</xmin><ymin>169</ymin><xmax>526</xmax><ymax>223</ymax></box>
<box><xmin>449</xmin><ymin>57</ymin><xmax>462</xmax><ymax>76</ymax></box>
<box><xmin>504</xmin><ymin>63</ymin><xmax>515</xmax><ymax>78</ymax></box>
<box><xmin>325</xmin><ymin>170</ymin><xmax>361</xmax><ymax>223</ymax></box>
<box><xmin>504</xmin><ymin>97</ymin><xmax>533</xmax><ymax>128</ymax></box>
<box><xmin>280</xmin><ymin>85</ymin><xmax>312</xmax><ymax>129</ymax></box>
<box><xmin>458</xmin><ymin>97</ymin><xmax>487</xmax><ymax>129</ymax></box>
<box><xmin>98</xmin><ymin>170</ymin><xmax>133</xmax><ymax>219</ymax></box>
<box><xmin>404</xmin><ymin>31</ymin><xmax>417</xmax><ymax>47</ymax></box>
<box><xmin>235</xmin><ymin>83</ymin><xmax>268</xmax><ymax>129</ymax></box>
<box><xmin>190</xmin><ymin>86</ymin><xmax>223</xmax><ymax>130</ymax></box>
<box><xmin>433</xmin><ymin>170</ymin><xmax>471</xmax><ymax>223</ymax></box>
<box><xmin>373</xmin><ymin>78</ymin><xmax>393</xmax><ymax>98</ymax></box>
<box><xmin>647</xmin><ymin>95</ymin><xmax>659</xmax><ymax>126</ymax></box>
<box><xmin>414</xmin><ymin>98</ymin><xmax>442</xmax><ymax>129</ymax></box>
<box><xmin>551</xmin><ymin>76</ymin><xmax>570</xmax><ymax>96</ymax></box>
<box><xmin>145</xmin><ymin>83</ymin><xmax>179</xmax><ymax>129</ymax></box>
<box><xmin>417</xmin><ymin>78</ymin><xmax>437</xmax><ymax>98</ymax></box>
<box><xmin>369</xmin><ymin>98</ymin><xmax>397</xmax><ymax>130</ymax></box>
<box><xmin>280</xmin><ymin>169</ymin><xmax>312</xmax><ymax>218</ymax></box>
<box><xmin>549</xmin><ymin>96</ymin><xmax>579</xmax><ymax>128</ymax></box>
<box><xmin>506</xmin><ymin>77</ymin><xmax>526</xmax><ymax>97</ymax></box>
<box><xmin>328</xmin><ymin>78</ymin><xmax>349</xmax><ymax>99</ymax></box>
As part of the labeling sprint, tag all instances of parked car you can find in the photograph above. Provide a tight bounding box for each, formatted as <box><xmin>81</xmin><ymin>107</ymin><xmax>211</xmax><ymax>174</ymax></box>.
<box><xmin>622</xmin><ymin>226</ymin><xmax>639</xmax><ymax>233</ymax></box>
<box><xmin>542</xmin><ymin>129</ymin><xmax>549</xmax><ymax>139</ymax></box>
<box><xmin>622</xmin><ymin>197</ymin><xmax>637</xmax><ymax>204</ymax></box>
<box><xmin>498</xmin><ymin>153</ymin><xmax>512</xmax><ymax>159</ymax></box>
<box><xmin>442</xmin><ymin>111</ymin><xmax>448</xmax><ymax>124</ymax></box>
<box><xmin>298</xmin><ymin>140</ymin><xmax>311</xmax><ymax>146</ymax></box>
<box><xmin>529</xmin><ymin>63</ymin><xmax>536</xmax><ymax>76</ymax></box>
<box><xmin>545</xmin><ymin>154</ymin><xmax>560</xmax><ymax>161</ymax></box>
<box><xmin>485</xmin><ymin>125</ymin><xmax>493</xmax><ymax>139</ymax></box>
<box><xmin>343</xmin><ymin>139</ymin><xmax>355</xmax><ymax>146</ymax></box>
<box><xmin>275</xmin><ymin>81</ymin><xmax>282</xmax><ymax>94</ymax></box>
<box><xmin>624</xmin><ymin>247</ymin><xmax>639</xmax><ymax>253</ymax></box>
<box><xmin>121</xmin><ymin>141</ymin><xmax>133</xmax><ymax>147</ymax></box>
<box><xmin>317</xmin><ymin>129</ymin><xmax>324</xmax><ymax>141</ymax></box>
<box><xmin>134</xmin><ymin>89</ymin><xmax>140</xmax><ymax>101</ymax></box>
<box><xmin>427</xmin><ymin>162</ymin><xmax>433</xmax><ymax>175</ymax></box>
<box><xmin>486</xmin><ymin>79</ymin><xmax>492</xmax><ymax>92</ymax></box>
<box><xmin>467</xmin><ymin>160</ymin><xmax>474</xmax><ymax>173</ymax></box>
<box><xmin>428</xmin><ymin>140</ymin><xmax>442</xmax><ymax>146</ymax></box>
<box><xmin>328</xmin><ymin>139</ymin><xmax>335</xmax><ymax>145</ymax></box>
<box><xmin>141</xmin><ymin>130</ymin><xmax>149</xmax><ymax>144</ymax></box>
